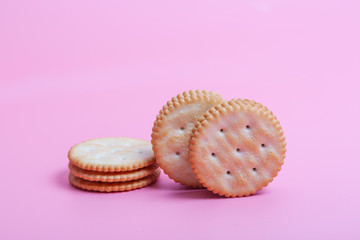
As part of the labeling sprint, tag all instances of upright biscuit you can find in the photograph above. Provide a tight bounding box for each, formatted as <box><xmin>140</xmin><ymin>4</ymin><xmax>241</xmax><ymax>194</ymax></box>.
<box><xmin>189</xmin><ymin>99</ymin><xmax>286</xmax><ymax>197</ymax></box>
<box><xmin>68</xmin><ymin>162</ymin><xmax>159</xmax><ymax>182</ymax></box>
<box><xmin>68</xmin><ymin>137</ymin><xmax>155</xmax><ymax>172</ymax></box>
<box><xmin>152</xmin><ymin>90</ymin><xmax>223</xmax><ymax>188</ymax></box>
<box><xmin>68</xmin><ymin>169</ymin><xmax>161</xmax><ymax>192</ymax></box>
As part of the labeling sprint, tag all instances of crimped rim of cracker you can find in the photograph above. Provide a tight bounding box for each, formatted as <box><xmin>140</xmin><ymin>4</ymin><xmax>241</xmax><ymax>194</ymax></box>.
<box><xmin>151</xmin><ymin>90</ymin><xmax>224</xmax><ymax>188</ymax></box>
<box><xmin>189</xmin><ymin>99</ymin><xmax>286</xmax><ymax>197</ymax></box>
<box><xmin>68</xmin><ymin>168</ymin><xmax>161</xmax><ymax>192</ymax></box>
<box><xmin>68</xmin><ymin>162</ymin><xmax>159</xmax><ymax>182</ymax></box>
<box><xmin>154</xmin><ymin>90</ymin><xmax>222</xmax><ymax>125</ymax></box>
<box><xmin>68</xmin><ymin>137</ymin><xmax>156</xmax><ymax>172</ymax></box>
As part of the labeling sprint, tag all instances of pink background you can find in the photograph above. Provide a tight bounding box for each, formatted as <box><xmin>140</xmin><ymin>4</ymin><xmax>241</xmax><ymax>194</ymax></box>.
<box><xmin>1</xmin><ymin>0</ymin><xmax>359</xmax><ymax>239</ymax></box>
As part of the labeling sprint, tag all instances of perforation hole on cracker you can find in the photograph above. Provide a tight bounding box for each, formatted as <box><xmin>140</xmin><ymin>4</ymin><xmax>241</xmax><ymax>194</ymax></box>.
<box><xmin>246</xmin><ymin>125</ymin><xmax>250</xmax><ymax>129</ymax></box>
<box><xmin>211</xmin><ymin>153</ymin><xmax>216</xmax><ymax>157</ymax></box>
<box><xmin>236</xmin><ymin>148</ymin><xmax>241</xmax><ymax>152</ymax></box>
<box><xmin>176</xmin><ymin>151</ymin><xmax>180</xmax><ymax>155</ymax></box>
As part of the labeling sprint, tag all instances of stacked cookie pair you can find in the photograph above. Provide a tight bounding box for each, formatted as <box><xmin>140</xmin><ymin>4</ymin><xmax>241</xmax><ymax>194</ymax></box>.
<box><xmin>152</xmin><ymin>90</ymin><xmax>286</xmax><ymax>197</ymax></box>
<box><xmin>68</xmin><ymin>138</ymin><xmax>160</xmax><ymax>192</ymax></box>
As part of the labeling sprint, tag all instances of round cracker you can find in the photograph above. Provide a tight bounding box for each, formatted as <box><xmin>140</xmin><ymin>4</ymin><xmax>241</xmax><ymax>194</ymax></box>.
<box><xmin>68</xmin><ymin>169</ymin><xmax>161</xmax><ymax>192</ymax></box>
<box><xmin>68</xmin><ymin>162</ymin><xmax>159</xmax><ymax>182</ymax></box>
<box><xmin>151</xmin><ymin>90</ymin><xmax>224</xmax><ymax>188</ymax></box>
<box><xmin>68</xmin><ymin>137</ymin><xmax>155</xmax><ymax>172</ymax></box>
<box><xmin>189</xmin><ymin>99</ymin><xmax>286</xmax><ymax>197</ymax></box>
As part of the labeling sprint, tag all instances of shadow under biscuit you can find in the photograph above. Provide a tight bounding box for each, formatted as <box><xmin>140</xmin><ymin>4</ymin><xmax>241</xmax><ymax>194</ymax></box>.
<box><xmin>169</xmin><ymin>188</ymin><xmax>269</xmax><ymax>200</ymax></box>
<box><xmin>147</xmin><ymin>174</ymin><xmax>198</xmax><ymax>191</ymax></box>
<box><xmin>169</xmin><ymin>189</ymin><xmax>219</xmax><ymax>199</ymax></box>
<box><xmin>53</xmin><ymin>168</ymin><xmax>74</xmax><ymax>191</ymax></box>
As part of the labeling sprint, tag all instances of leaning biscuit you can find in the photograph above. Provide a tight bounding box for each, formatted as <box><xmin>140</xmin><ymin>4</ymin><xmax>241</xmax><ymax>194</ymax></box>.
<box><xmin>68</xmin><ymin>168</ymin><xmax>161</xmax><ymax>192</ymax></box>
<box><xmin>68</xmin><ymin>162</ymin><xmax>159</xmax><ymax>182</ymax></box>
<box><xmin>152</xmin><ymin>90</ymin><xmax>224</xmax><ymax>188</ymax></box>
<box><xmin>189</xmin><ymin>99</ymin><xmax>286</xmax><ymax>197</ymax></box>
<box><xmin>68</xmin><ymin>137</ymin><xmax>155</xmax><ymax>172</ymax></box>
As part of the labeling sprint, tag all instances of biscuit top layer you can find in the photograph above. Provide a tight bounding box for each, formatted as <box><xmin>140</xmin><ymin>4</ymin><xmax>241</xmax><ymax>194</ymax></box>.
<box><xmin>68</xmin><ymin>137</ymin><xmax>155</xmax><ymax>172</ymax></box>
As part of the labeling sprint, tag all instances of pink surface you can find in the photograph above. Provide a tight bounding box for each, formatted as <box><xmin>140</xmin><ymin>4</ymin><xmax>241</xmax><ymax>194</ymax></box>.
<box><xmin>1</xmin><ymin>1</ymin><xmax>359</xmax><ymax>239</ymax></box>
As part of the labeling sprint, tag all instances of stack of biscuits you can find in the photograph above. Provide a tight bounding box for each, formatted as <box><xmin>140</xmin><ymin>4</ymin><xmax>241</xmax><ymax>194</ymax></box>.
<box><xmin>68</xmin><ymin>138</ymin><xmax>160</xmax><ymax>192</ymax></box>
